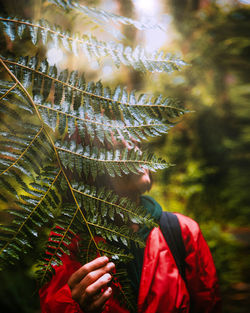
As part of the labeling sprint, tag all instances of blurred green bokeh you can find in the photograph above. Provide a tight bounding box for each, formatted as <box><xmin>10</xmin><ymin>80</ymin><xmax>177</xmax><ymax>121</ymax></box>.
<box><xmin>148</xmin><ymin>1</ymin><xmax>250</xmax><ymax>312</ymax></box>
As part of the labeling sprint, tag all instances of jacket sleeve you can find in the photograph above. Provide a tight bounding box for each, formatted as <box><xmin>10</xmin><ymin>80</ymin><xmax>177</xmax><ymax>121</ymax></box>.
<box><xmin>176</xmin><ymin>214</ymin><xmax>221</xmax><ymax>313</ymax></box>
<box><xmin>39</xmin><ymin>253</ymin><xmax>84</xmax><ymax>313</ymax></box>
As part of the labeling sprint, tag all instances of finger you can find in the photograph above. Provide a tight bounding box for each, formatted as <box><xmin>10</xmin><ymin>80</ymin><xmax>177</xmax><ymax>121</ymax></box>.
<box><xmin>78</xmin><ymin>261</ymin><xmax>115</xmax><ymax>290</ymax></box>
<box><xmin>71</xmin><ymin>272</ymin><xmax>112</xmax><ymax>309</ymax></box>
<box><xmin>68</xmin><ymin>256</ymin><xmax>110</xmax><ymax>286</ymax></box>
<box><xmin>87</xmin><ymin>287</ymin><xmax>113</xmax><ymax>312</ymax></box>
<box><xmin>84</xmin><ymin>273</ymin><xmax>112</xmax><ymax>298</ymax></box>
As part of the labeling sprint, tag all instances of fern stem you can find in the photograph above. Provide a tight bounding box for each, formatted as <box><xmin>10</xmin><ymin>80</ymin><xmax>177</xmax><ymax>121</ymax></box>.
<box><xmin>0</xmin><ymin>169</ymin><xmax>62</xmax><ymax>256</ymax></box>
<box><xmin>35</xmin><ymin>102</ymin><xmax>167</xmax><ymax>130</ymax></box>
<box><xmin>72</xmin><ymin>187</ymin><xmax>152</xmax><ymax>224</ymax></box>
<box><xmin>2</xmin><ymin>58</ymin><xmax>185</xmax><ymax>111</ymax></box>
<box><xmin>113</xmin><ymin>271</ymin><xmax>128</xmax><ymax>276</ymax></box>
<box><xmin>59</xmin><ymin>167</ymin><xmax>100</xmax><ymax>251</ymax></box>
<box><xmin>44</xmin><ymin>133</ymin><xmax>104</xmax><ymax>267</ymax></box>
<box><xmin>39</xmin><ymin>191</ymin><xmax>81</xmax><ymax>284</ymax></box>
<box><xmin>57</xmin><ymin>146</ymin><xmax>156</xmax><ymax>165</ymax></box>
<box><xmin>0</xmin><ymin>82</ymin><xmax>18</xmax><ymax>101</ymax></box>
<box><xmin>0</xmin><ymin>58</ymin><xmax>44</xmax><ymax>120</ymax></box>
<box><xmin>86</xmin><ymin>237</ymin><xmax>94</xmax><ymax>263</ymax></box>
<box><xmin>83</xmin><ymin>237</ymin><xmax>133</xmax><ymax>262</ymax></box>
<box><xmin>0</xmin><ymin>57</ymin><xmax>101</xmax><ymax>257</ymax></box>
<box><xmin>86</xmin><ymin>221</ymin><xmax>143</xmax><ymax>246</ymax></box>
<box><xmin>36</xmin><ymin>102</ymin><xmax>109</xmax><ymax>127</ymax></box>
<box><xmin>0</xmin><ymin>17</ymin><xmax>180</xmax><ymax>70</ymax></box>
<box><xmin>0</xmin><ymin>126</ymin><xmax>44</xmax><ymax>176</ymax></box>
<box><xmin>0</xmin><ymin>17</ymin><xmax>74</xmax><ymax>42</ymax></box>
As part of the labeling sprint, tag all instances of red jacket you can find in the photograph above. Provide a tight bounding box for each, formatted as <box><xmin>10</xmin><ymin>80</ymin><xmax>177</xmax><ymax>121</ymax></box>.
<box><xmin>39</xmin><ymin>213</ymin><xmax>221</xmax><ymax>313</ymax></box>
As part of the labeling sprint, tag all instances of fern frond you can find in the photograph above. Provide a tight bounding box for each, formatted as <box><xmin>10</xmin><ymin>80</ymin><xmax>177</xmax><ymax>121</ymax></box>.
<box><xmin>84</xmin><ymin>240</ymin><xmax>133</xmax><ymax>264</ymax></box>
<box><xmin>113</xmin><ymin>263</ymin><xmax>137</xmax><ymax>313</ymax></box>
<box><xmin>0</xmin><ymin>94</ymin><xmax>54</xmax><ymax>178</ymax></box>
<box><xmin>0</xmin><ymin>60</ymin><xmax>64</xmax><ymax>269</ymax></box>
<box><xmin>65</xmin><ymin>185</ymin><xmax>149</xmax><ymax>250</ymax></box>
<box><xmin>0</xmin><ymin>2</ymin><xmax>187</xmax><ymax>310</ymax></box>
<box><xmin>72</xmin><ymin>188</ymin><xmax>151</xmax><ymax>249</ymax></box>
<box><xmin>36</xmin><ymin>193</ymin><xmax>139</xmax><ymax>285</ymax></box>
<box><xmin>0</xmin><ymin>17</ymin><xmax>185</xmax><ymax>73</ymax></box>
<box><xmin>56</xmin><ymin>140</ymin><xmax>168</xmax><ymax>178</ymax></box>
<box><xmin>87</xmin><ymin>219</ymin><xmax>144</xmax><ymax>249</ymax></box>
<box><xmin>1</xmin><ymin>54</ymin><xmax>154</xmax><ymax>266</ymax></box>
<box><xmin>64</xmin><ymin>213</ymin><xmax>134</xmax><ymax>264</ymax></box>
<box><xmin>0</xmin><ymin>79</ymin><xmax>56</xmax><ymax>180</ymax></box>
<box><xmin>1</xmin><ymin>56</ymin><xmax>185</xmax><ymax>145</ymax></box>
<box><xmin>51</xmin><ymin>181</ymin><xmax>153</xmax><ymax>254</ymax></box>
<box><xmin>36</xmin><ymin>203</ymin><xmax>82</xmax><ymax>284</ymax></box>
<box><xmin>0</xmin><ymin>166</ymin><xmax>62</xmax><ymax>269</ymax></box>
<box><xmin>50</xmin><ymin>0</ymin><xmax>164</xmax><ymax>32</ymax></box>
<box><xmin>0</xmin><ymin>126</ymin><xmax>43</xmax><ymax>175</ymax></box>
<box><xmin>71</xmin><ymin>184</ymin><xmax>156</xmax><ymax>229</ymax></box>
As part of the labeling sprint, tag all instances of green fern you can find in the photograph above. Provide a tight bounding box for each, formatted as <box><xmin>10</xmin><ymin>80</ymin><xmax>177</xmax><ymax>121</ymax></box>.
<box><xmin>0</xmin><ymin>2</ymin><xmax>186</xmax><ymax>311</ymax></box>
<box><xmin>0</xmin><ymin>56</ymin><xmax>185</xmax><ymax>144</ymax></box>
<box><xmin>0</xmin><ymin>17</ymin><xmax>185</xmax><ymax>72</ymax></box>
<box><xmin>51</xmin><ymin>0</ymin><xmax>165</xmax><ymax>31</ymax></box>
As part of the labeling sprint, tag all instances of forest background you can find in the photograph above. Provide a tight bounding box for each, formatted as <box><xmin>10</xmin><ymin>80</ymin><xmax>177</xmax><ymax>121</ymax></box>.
<box><xmin>0</xmin><ymin>0</ymin><xmax>249</xmax><ymax>313</ymax></box>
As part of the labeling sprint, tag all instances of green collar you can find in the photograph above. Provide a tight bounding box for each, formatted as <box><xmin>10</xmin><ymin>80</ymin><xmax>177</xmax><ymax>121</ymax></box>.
<box><xmin>138</xmin><ymin>195</ymin><xmax>163</xmax><ymax>240</ymax></box>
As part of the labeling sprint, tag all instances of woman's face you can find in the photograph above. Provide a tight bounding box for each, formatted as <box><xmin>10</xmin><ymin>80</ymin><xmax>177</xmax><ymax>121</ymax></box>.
<box><xmin>109</xmin><ymin>168</ymin><xmax>152</xmax><ymax>200</ymax></box>
<box><xmin>108</xmin><ymin>137</ymin><xmax>152</xmax><ymax>200</ymax></box>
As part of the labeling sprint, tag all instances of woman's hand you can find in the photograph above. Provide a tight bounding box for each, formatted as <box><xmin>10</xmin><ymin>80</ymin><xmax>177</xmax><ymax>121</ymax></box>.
<box><xmin>68</xmin><ymin>256</ymin><xmax>115</xmax><ymax>313</ymax></box>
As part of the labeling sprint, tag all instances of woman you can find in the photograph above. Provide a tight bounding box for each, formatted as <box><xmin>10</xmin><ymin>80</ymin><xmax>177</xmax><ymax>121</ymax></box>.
<box><xmin>40</xmin><ymin>163</ymin><xmax>221</xmax><ymax>313</ymax></box>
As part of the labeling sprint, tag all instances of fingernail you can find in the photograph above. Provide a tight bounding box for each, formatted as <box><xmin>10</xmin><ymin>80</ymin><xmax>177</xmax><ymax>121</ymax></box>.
<box><xmin>107</xmin><ymin>262</ymin><xmax>115</xmax><ymax>270</ymax></box>
<box><xmin>107</xmin><ymin>287</ymin><xmax>112</xmax><ymax>294</ymax></box>
<box><xmin>101</xmin><ymin>256</ymin><xmax>109</xmax><ymax>262</ymax></box>
<box><xmin>103</xmin><ymin>273</ymin><xmax>111</xmax><ymax>281</ymax></box>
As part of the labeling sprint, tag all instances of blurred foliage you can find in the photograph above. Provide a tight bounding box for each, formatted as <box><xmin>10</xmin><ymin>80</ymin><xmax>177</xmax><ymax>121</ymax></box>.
<box><xmin>150</xmin><ymin>1</ymin><xmax>250</xmax><ymax>223</ymax></box>
<box><xmin>0</xmin><ymin>246</ymin><xmax>43</xmax><ymax>313</ymax></box>
<box><xmin>148</xmin><ymin>1</ymin><xmax>250</xmax><ymax>312</ymax></box>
